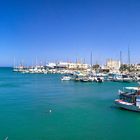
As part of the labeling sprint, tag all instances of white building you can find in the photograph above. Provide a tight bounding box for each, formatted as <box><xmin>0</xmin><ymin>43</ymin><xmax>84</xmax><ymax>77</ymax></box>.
<box><xmin>133</xmin><ymin>64</ymin><xmax>140</xmax><ymax>71</ymax></box>
<box><xmin>105</xmin><ymin>59</ymin><xmax>121</xmax><ymax>72</ymax></box>
<box><xmin>57</xmin><ymin>62</ymin><xmax>89</xmax><ymax>70</ymax></box>
<box><xmin>67</xmin><ymin>62</ymin><xmax>89</xmax><ymax>70</ymax></box>
<box><xmin>46</xmin><ymin>63</ymin><xmax>56</xmax><ymax>68</ymax></box>
<box><xmin>47</xmin><ymin>61</ymin><xmax>89</xmax><ymax>70</ymax></box>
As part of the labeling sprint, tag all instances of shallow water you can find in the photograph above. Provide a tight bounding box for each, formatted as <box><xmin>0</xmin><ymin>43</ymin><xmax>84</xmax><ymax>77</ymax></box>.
<box><xmin>0</xmin><ymin>68</ymin><xmax>139</xmax><ymax>140</ymax></box>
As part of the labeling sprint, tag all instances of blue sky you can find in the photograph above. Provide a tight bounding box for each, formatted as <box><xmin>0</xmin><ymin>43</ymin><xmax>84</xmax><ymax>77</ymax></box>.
<box><xmin>0</xmin><ymin>0</ymin><xmax>140</xmax><ymax>66</ymax></box>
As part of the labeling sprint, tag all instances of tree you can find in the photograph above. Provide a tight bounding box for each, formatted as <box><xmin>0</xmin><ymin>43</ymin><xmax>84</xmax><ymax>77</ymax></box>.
<box><xmin>119</xmin><ymin>64</ymin><xmax>129</xmax><ymax>72</ymax></box>
<box><xmin>92</xmin><ymin>64</ymin><xmax>100</xmax><ymax>70</ymax></box>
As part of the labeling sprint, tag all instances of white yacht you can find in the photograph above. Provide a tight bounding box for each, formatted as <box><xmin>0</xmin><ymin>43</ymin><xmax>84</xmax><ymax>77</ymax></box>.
<box><xmin>61</xmin><ymin>75</ymin><xmax>71</xmax><ymax>81</ymax></box>
<box><xmin>114</xmin><ymin>74</ymin><xmax>133</xmax><ymax>82</ymax></box>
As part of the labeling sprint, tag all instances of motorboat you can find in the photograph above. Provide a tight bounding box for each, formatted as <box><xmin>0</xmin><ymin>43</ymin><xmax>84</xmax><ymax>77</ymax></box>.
<box><xmin>113</xmin><ymin>74</ymin><xmax>133</xmax><ymax>82</ymax></box>
<box><xmin>115</xmin><ymin>86</ymin><xmax>140</xmax><ymax>112</ymax></box>
<box><xmin>61</xmin><ymin>75</ymin><xmax>71</xmax><ymax>81</ymax></box>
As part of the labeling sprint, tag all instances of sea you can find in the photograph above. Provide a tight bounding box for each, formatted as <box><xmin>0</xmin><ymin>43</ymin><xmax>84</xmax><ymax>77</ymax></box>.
<box><xmin>0</xmin><ymin>67</ymin><xmax>139</xmax><ymax>140</ymax></box>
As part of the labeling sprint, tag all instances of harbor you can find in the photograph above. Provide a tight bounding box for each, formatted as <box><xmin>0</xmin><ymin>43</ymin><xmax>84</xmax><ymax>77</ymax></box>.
<box><xmin>1</xmin><ymin>0</ymin><xmax>140</xmax><ymax>139</ymax></box>
<box><xmin>13</xmin><ymin>59</ymin><xmax>140</xmax><ymax>83</ymax></box>
<box><xmin>0</xmin><ymin>67</ymin><xmax>140</xmax><ymax>140</ymax></box>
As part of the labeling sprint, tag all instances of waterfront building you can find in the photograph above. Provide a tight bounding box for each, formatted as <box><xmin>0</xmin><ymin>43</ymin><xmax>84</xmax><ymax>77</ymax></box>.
<box><xmin>57</xmin><ymin>62</ymin><xmax>68</xmax><ymax>69</ymax></box>
<box><xmin>46</xmin><ymin>63</ymin><xmax>56</xmax><ymax>69</ymax></box>
<box><xmin>67</xmin><ymin>62</ymin><xmax>89</xmax><ymax>70</ymax></box>
<box><xmin>56</xmin><ymin>62</ymin><xmax>89</xmax><ymax>70</ymax></box>
<box><xmin>133</xmin><ymin>64</ymin><xmax>140</xmax><ymax>71</ymax></box>
<box><xmin>105</xmin><ymin>59</ymin><xmax>121</xmax><ymax>72</ymax></box>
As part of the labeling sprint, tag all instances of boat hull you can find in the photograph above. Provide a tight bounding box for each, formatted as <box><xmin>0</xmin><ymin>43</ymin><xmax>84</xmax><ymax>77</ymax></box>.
<box><xmin>61</xmin><ymin>76</ymin><xmax>71</xmax><ymax>81</ymax></box>
<box><xmin>115</xmin><ymin>100</ymin><xmax>140</xmax><ymax>112</ymax></box>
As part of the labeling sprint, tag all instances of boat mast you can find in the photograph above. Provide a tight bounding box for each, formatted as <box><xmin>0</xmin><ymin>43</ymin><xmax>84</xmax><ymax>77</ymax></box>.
<box><xmin>83</xmin><ymin>58</ymin><xmax>85</xmax><ymax>64</ymax></box>
<box><xmin>128</xmin><ymin>46</ymin><xmax>130</xmax><ymax>72</ymax></box>
<box><xmin>90</xmin><ymin>52</ymin><xmax>93</xmax><ymax>72</ymax></box>
<box><xmin>120</xmin><ymin>51</ymin><xmax>122</xmax><ymax>65</ymax></box>
<box><xmin>13</xmin><ymin>57</ymin><xmax>16</xmax><ymax>68</ymax></box>
<box><xmin>35</xmin><ymin>57</ymin><xmax>38</xmax><ymax>67</ymax></box>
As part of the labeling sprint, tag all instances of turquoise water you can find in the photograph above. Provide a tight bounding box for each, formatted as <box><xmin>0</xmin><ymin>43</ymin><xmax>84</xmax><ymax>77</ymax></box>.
<box><xmin>0</xmin><ymin>68</ymin><xmax>139</xmax><ymax>140</ymax></box>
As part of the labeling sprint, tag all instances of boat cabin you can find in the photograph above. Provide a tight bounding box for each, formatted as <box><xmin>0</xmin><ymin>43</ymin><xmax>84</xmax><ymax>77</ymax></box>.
<box><xmin>119</xmin><ymin>87</ymin><xmax>140</xmax><ymax>105</ymax></box>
